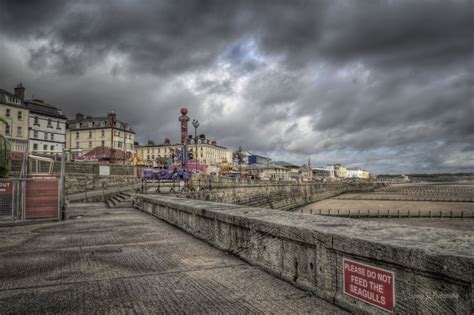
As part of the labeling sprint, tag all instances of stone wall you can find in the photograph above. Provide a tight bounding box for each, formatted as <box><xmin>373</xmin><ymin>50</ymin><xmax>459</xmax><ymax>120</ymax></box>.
<box><xmin>134</xmin><ymin>194</ymin><xmax>473</xmax><ymax>314</ymax></box>
<box><xmin>173</xmin><ymin>182</ymin><xmax>381</xmax><ymax>211</ymax></box>
<box><xmin>65</xmin><ymin>174</ymin><xmax>140</xmax><ymax>195</ymax></box>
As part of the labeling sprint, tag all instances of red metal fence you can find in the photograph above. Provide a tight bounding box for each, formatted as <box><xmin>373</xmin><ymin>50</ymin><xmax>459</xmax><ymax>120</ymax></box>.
<box><xmin>0</xmin><ymin>177</ymin><xmax>61</xmax><ymax>222</ymax></box>
<box><xmin>25</xmin><ymin>177</ymin><xmax>59</xmax><ymax>220</ymax></box>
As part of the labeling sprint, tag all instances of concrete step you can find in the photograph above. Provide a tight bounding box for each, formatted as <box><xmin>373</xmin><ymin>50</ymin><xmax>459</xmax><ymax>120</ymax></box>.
<box><xmin>111</xmin><ymin>196</ymin><xmax>122</xmax><ymax>204</ymax></box>
<box><xmin>106</xmin><ymin>192</ymin><xmax>133</xmax><ymax>208</ymax></box>
<box><xmin>107</xmin><ymin>199</ymin><xmax>117</xmax><ymax>208</ymax></box>
<box><xmin>115</xmin><ymin>194</ymin><xmax>127</xmax><ymax>201</ymax></box>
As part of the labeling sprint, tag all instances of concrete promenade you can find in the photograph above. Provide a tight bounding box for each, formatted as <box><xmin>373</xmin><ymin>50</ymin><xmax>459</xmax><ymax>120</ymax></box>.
<box><xmin>0</xmin><ymin>207</ymin><xmax>347</xmax><ymax>314</ymax></box>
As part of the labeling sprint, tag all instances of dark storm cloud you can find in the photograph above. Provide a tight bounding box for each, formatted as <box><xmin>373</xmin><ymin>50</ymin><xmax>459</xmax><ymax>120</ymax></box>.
<box><xmin>319</xmin><ymin>1</ymin><xmax>474</xmax><ymax>68</ymax></box>
<box><xmin>0</xmin><ymin>0</ymin><xmax>472</xmax><ymax>173</ymax></box>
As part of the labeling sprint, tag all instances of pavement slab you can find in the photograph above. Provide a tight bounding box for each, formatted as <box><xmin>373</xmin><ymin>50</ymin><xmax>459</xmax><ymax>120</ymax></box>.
<box><xmin>0</xmin><ymin>207</ymin><xmax>347</xmax><ymax>314</ymax></box>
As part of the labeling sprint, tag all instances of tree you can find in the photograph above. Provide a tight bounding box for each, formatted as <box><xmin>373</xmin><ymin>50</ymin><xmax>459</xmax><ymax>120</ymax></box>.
<box><xmin>0</xmin><ymin>116</ymin><xmax>11</xmax><ymax>177</ymax></box>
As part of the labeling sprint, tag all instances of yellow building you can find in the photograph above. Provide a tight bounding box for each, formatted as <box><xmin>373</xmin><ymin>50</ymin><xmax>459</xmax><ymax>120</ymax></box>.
<box><xmin>135</xmin><ymin>134</ymin><xmax>233</xmax><ymax>167</ymax></box>
<box><xmin>135</xmin><ymin>140</ymin><xmax>177</xmax><ymax>167</ymax></box>
<box><xmin>331</xmin><ymin>164</ymin><xmax>348</xmax><ymax>178</ymax></box>
<box><xmin>0</xmin><ymin>84</ymin><xmax>29</xmax><ymax>152</ymax></box>
<box><xmin>65</xmin><ymin>112</ymin><xmax>135</xmax><ymax>161</ymax></box>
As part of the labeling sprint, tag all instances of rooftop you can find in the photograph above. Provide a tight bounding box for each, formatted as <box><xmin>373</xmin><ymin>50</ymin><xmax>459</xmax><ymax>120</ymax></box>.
<box><xmin>273</xmin><ymin>161</ymin><xmax>299</xmax><ymax>168</ymax></box>
<box><xmin>0</xmin><ymin>89</ymin><xmax>28</xmax><ymax>109</ymax></box>
<box><xmin>246</xmin><ymin>163</ymin><xmax>287</xmax><ymax>170</ymax></box>
<box><xmin>24</xmin><ymin>99</ymin><xmax>67</xmax><ymax>119</ymax></box>
<box><xmin>67</xmin><ymin>114</ymin><xmax>135</xmax><ymax>133</ymax></box>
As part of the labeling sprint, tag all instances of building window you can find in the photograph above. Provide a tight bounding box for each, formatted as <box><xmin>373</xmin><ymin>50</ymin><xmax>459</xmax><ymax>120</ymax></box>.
<box><xmin>101</xmin><ymin>140</ymin><xmax>105</xmax><ymax>146</ymax></box>
<box><xmin>44</xmin><ymin>132</ymin><xmax>48</xmax><ymax>140</ymax></box>
<box><xmin>50</xmin><ymin>145</ymin><xmax>54</xmax><ymax>151</ymax></box>
<box><xmin>17</xmin><ymin>111</ymin><xmax>22</xmax><ymax>120</ymax></box>
<box><xmin>101</xmin><ymin>130</ymin><xmax>105</xmax><ymax>137</ymax></box>
<box><xmin>5</xmin><ymin>109</ymin><xmax>10</xmax><ymax>117</ymax></box>
<box><xmin>76</xmin><ymin>131</ymin><xmax>79</xmax><ymax>139</ymax></box>
<box><xmin>5</xmin><ymin>124</ymin><xmax>10</xmax><ymax>135</ymax></box>
<box><xmin>33</xmin><ymin>143</ymin><xmax>38</xmax><ymax>151</ymax></box>
<box><xmin>43</xmin><ymin>144</ymin><xmax>47</xmax><ymax>151</ymax></box>
<box><xmin>88</xmin><ymin>122</ymin><xmax>93</xmax><ymax>127</ymax></box>
<box><xmin>47</xmin><ymin>119</ymin><xmax>52</xmax><ymax>127</ymax></box>
<box><xmin>88</xmin><ymin>130</ymin><xmax>92</xmax><ymax>138</ymax></box>
<box><xmin>33</xmin><ymin>130</ymin><xmax>38</xmax><ymax>138</ymax></box>
<box><xmin>56</xmin><ymin>121</ymin><xmax>61</xmax><ymax>129</ymax></box>
<box><xmin>76</xmin><ymin>141</ymin><xmax>79</xmax><ymax>149</ymax></box>
<box><xmin>89</xmin><ymin>141</ymin><xmax>92</xmax><ymax>148</ymax></box>
<box><xmin>51</xmin><ymin>133</ymin><xmax>54</xmax><ymax>140</ymax></box>
<box><xmin>17</xmin><ymin>126</ymin><xmax>22</xmax><ymax>137</ymax></box>
<box><xmin>34</xmin><ymin>116</ymin><xmax>39</xmax><ymax>125</ymax></box>
<box><xmin>118</xmin><ymin>141</ymin><xmax>122</xmax><ymax>148</ymax></box>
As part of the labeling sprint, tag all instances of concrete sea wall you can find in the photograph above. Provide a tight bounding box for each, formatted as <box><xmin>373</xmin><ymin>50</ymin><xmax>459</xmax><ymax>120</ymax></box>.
<box><xmin>134</xmin><ymin>194</ymin><xmax>473</xmax><ymax>314</ymax></box>
<box><xmin>177</xmin><ymin>182</ymin><xmax>382</xmax><ymax>211</ymax></box>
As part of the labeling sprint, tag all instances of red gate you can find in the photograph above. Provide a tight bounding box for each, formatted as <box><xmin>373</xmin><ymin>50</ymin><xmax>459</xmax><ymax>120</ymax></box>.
<box><xmin>25</xmin><ymin>177</ymin><xmax>59</xmax><ymax>220</ymax></box>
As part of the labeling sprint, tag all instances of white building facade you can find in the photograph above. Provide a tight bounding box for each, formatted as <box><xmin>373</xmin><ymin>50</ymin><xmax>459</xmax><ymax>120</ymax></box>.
<box><xmin>25</xmin><ymin>99</ymin><xmax>67</xmax><ymax>155</ymax></box>
<box><xmin>347</xmin><ymin>167</ymin><xmax>370</xmax><ymax>179</ymax></box>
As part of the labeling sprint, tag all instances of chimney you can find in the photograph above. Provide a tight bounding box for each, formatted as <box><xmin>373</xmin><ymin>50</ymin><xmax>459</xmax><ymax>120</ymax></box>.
<box><xmin>76</xmin><ymin>113</ymin><xmax>84</xmax><ymax>120</ymax></box>
<box><xmin>14</xmin><ymin>83</ymin><xmax>25</xmax><ymax>100</ymax></box>
<box><xmin>107</xmin><ymin>111</ymin><xmax>117</xmax><ymax>123</ymax></box>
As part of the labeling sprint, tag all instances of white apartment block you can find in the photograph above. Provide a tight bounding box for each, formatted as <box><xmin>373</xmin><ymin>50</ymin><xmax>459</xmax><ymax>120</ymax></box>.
<box><xmin>25</xmin><ymin>99</ymin><xmax>67</xmax><ymax>155</ymax></box>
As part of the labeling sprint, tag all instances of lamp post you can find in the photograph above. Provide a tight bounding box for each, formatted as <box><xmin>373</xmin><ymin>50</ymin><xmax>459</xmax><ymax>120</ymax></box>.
<box><xmin>192</xmin><ymin>119</ymin><xmax>199</xmax><ymax>172</ymax></box>
<box><xmin>238</xmin><ymin>146</ymin><xmax>243</xmax><ymax>180</ymax></box>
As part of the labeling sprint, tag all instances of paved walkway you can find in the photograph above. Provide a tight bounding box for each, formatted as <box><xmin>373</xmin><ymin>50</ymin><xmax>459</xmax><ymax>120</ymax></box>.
<box><xmin>0</xmin><ymin>207</ymin><xmax>347</xmax><ymax>314</ymax></box>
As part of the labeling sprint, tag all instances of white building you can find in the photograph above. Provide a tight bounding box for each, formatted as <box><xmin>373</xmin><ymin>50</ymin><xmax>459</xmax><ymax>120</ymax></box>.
<box><xmin>325</xmin><ymin>165</ymin><xmax>335</xmax><ymax>178</ymax></box>
<box><xmin>24</xmin><ymin>99</ymin><xmax>67</xmax><ymax>155</ymax></box>
<box><xmin>347</xmin><ymin>167</ymin><xmax>370</xmax><ymax>179</ymax></box>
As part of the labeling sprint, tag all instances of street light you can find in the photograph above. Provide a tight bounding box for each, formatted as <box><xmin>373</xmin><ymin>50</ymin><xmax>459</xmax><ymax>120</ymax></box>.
<box><xmin>192</xmin><ymin>119</ymin><xmax>199</xmax><ymax>172</ymax></box>
<box><xmin>238</xmin><ymin>145</ymin><xmax>243</xmax><ymax>180</ymax></box>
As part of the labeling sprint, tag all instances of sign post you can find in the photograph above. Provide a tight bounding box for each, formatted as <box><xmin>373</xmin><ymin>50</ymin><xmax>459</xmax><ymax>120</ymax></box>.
<box><xmin>0</xmin><ymin>181</ymin><xmax>13</xmax><ymax>220</ymax></box>
<box><xmin>343</xmin><ymin>258</ymin><xmax>395</xmax><ymax>312</ymax></box>
<box><xmin>99</xmin><ymin>165</ymin><xmax>110</xmax><ymax>176</ymax></box>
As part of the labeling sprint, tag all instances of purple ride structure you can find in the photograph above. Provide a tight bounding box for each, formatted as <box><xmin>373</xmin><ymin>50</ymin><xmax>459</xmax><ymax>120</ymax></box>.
<box><xmin>142</xmin><ymin>108</ymin><xmax>194</xmax><ymax>193</ymax></box>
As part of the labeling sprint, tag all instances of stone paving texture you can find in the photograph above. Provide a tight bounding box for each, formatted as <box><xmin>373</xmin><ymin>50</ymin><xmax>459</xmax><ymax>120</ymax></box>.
<box><xmin>0</xmin><ymin>208</ymin><xmax>347</xmax><ymax>314</ymax></box>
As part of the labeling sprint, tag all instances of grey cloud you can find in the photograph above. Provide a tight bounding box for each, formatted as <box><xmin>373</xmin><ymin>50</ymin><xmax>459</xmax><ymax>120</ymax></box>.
<box><xmin>0</xmin><ymin>0</ymin><xmax>472</xmax><ymax>174</ymax></box>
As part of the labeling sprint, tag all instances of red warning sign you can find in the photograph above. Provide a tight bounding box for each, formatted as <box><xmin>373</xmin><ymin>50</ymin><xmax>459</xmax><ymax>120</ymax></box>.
<box><xmin>0</xmin><ymin>181</ymin><xmax>12</xmax><ymax>195</ymax></box>
<box><xmin>343</xmin><ymin>258</ymin><xmax>395</xmax><ymax>312</ymax></box>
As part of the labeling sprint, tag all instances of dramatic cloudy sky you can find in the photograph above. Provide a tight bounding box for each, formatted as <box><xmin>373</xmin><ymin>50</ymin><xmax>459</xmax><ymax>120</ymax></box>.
<box><xmin>0</xmin><ymin>0</ymin><xmax>472</xmax><ymax>174</ymax></box>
